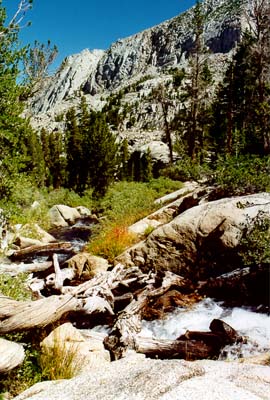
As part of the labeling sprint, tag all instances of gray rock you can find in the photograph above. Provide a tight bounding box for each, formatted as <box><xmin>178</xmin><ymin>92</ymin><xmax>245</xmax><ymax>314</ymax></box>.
<box><xmin>14</xmin><ymin>357</ymin><xmax>270</xmax><ymax>400</ymax></box>
<box><xmin>49</xmin><ymin>205</ymin><xmax>81</xmax><ymax>228</ymax></box>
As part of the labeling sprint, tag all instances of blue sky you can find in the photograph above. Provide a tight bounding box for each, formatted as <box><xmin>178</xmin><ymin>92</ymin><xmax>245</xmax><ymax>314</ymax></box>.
<box><xmin>4</xmin><ymin>0</ymin><xmax>196</xmax><ymax>71</ymax></box>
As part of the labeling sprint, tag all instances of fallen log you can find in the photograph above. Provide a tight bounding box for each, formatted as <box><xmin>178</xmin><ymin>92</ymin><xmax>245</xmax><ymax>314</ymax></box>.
<box><xmin>53</xmin><ymin>254</ymin><xmax>64</xmax><ymax>290</ymax></box>
<box><xmin>10</xmin><ymin>242</ymin><xmax>75</xmax><ymax>261</ymax></box>
<box><xmin>0</xmin><ymin>261</ymin><xmax>53</xmax><ymax>276</ymax></box>
<box><xmin>0</xmin><ymin>294</ymin><xmax>80</xmax><ymax>333</ymax></box>
<box><xmin>126</xmin><ymin>318</ymin><xmax>244</xmax><ymax>361</ymax></box>
<box><xmin>0</xmin><ymin>264</ymin><xmax>150</xmax><ymax>333</ymax></box>
<box><xmin>135</xmin><ymin>337</ymin><xmax>212</xmax><ymax>360</ymax></box>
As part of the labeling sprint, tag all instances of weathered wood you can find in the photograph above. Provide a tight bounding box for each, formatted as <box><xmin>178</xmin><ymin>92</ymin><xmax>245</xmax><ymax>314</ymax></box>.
<box><xmin>45</xmin><ymin>268</ymin><xmax>75</xmax><ymax>289</ymax></box>
<box><xmin>133</xmin><ymin>319</ymin><xmax>243</xmax><ymax>361</ymax></box>
<box><xmin>0</xmin><ymin>261</ymin><xmax>53</xmax><ymax>276</ymax></box>
<box><xmin>209</xmin><ymin>318</ymin><xmax>243</xmax><ymax>344</ymax></box>
<box><xmin>104</xmin><ymin>271</ymin><xmax>190</xmax><ymax>360</ymax></box>
<box><xmin>0</xmin><ymin>294</ymin><xmax>80</xmax><ymax>333</ymax></box>
<box><xmin>53</xmin><ymin>254</ymin><xmax>64</xmax><ymax>290</ymax></box>
<box><xmin>0</xmin><ymin>264</ymin><xmax>149</xmax><ymax>333</ymax></box>
<box><xmin>10</xmin><ymin>242</ymin><xmax>75</xmax><ymax>261</ymax></box>
<box><xmin>198</xmin><ymin>267</ymin><xmax>252</xmax><ymax>291</ymax></box>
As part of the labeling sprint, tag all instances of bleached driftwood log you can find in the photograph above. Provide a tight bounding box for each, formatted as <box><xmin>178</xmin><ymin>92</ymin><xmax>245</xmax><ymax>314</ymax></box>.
<box><xmin>52</xmin><ymin>254</ymin><xmax>64</xmax><ymax>290</ymax></box>
<box><xmin>0</xmin><ymin>338</ymin><xmax>25</xmax><ymax>373</ymax></box>
<box><xmin>0</xmin><ymin>294</ymin><xmax>79</xmax><ymax>333</ymax></box>
<box><xmin>104</xmin><ymin>271</ymin><xmax>191</xmax><ymax>359</ymax></box>
<box><xmin>0</xmin><ymin>261</ymin><xmax>52</xmax><ymax>276</ymax></box>
<box><xmin>0</xmin><ymin>264</ymin><xmax>150</xmax><ymax>333</ymax></box>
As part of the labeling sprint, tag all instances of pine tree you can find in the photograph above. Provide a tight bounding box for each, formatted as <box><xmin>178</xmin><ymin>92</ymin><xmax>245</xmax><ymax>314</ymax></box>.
<box><xmin>141</xmin><ymin>148</ymin><xmax>153</xmax><ymax>182</ymax></box>
<box><xmin>118</xmin><ymin>138</ymin><xmax>130</xmax><ymax>181</ymax></box>
<box><xmin>48</xmin><ymin>131</ymin><xmax>66</xmax><ymax>189</ymax></box>
<box><xmin>86</xmin><ymin>112</ymin><xmax>119</xmax><ymax>198</ymax></box>
<box><xmin>0</xmin><ymin>3</ymin><xmax>34</xmax><ymax>196</ymax></box>
<box><xmin>174</xmin><ymin>0</ymin><xmax>212</xmax><ymax>162</ymax></box>
<box><xmin>152</xmin><ymin>83</ymin><xmax>174</xmax><ymax>164</ymax></box>
<box><xmin>210</xmin><ymin>4</ymin><xmax>270</xmax><ymax>158</ymax></box>
<box><xmin>65</xmin><ymin>107</ymin><xmax>85</xmax><ymax>191</ymax></box>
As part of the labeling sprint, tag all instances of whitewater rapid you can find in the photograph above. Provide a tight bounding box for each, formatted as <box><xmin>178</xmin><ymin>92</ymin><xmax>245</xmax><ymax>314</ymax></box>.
<box><xmin>140</xmin><ymin>298</ymin><xmax>270</xmax><ymax>359</ymax></box>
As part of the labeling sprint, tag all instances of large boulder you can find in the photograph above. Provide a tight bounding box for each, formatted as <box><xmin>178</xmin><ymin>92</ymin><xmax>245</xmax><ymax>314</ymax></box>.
<box><xmin>48</xmin><ymin>205</ymin><xmax>94</xmax><ymax>228</ymax></box>
<box><xmin>117</xmin><ymin>193</ymin><xmax>270</xmax><ymax>304</ymax></box>
<box><xmin>64</xmin><ymin>252</ymin><xmax>109</xmax><ymax>279</ymax></box>
<box><xmin>15</xmin><ymin>224</ymin><xmax>56</xmax><ymax>249</ymax></box>
<box><xmin>13</xmin><ymin>356</ymin><xmax>270</xmax><ymax>400</ymax></box>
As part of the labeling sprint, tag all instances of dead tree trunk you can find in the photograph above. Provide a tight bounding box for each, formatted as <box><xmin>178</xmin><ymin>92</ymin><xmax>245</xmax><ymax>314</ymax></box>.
<box><xmin>104</xmin><ymin>271</ymin><xmax>191</xmax><ymax>360</ymax></box>
<box><xmin>10</xmin><ymin>242</ymin><xmax>75</xmax><ymax>261</ymax></box>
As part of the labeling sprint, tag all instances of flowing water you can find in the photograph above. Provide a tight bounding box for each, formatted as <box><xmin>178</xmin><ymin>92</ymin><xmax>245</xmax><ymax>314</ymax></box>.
<box><xmin>140</xmin><ymin>298</ymin><xmax>270</xmax><ymax>359</ymax></box>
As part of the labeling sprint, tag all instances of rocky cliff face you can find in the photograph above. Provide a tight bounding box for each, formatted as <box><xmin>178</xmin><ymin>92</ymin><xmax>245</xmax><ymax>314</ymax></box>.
<box><xmin>28</xmin><ymin>0</ymin><xmax>248</xmax><ymax>134</ymax></box>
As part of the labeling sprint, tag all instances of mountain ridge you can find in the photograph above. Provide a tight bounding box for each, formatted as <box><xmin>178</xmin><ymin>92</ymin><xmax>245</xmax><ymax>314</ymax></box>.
<box><xmin>28</xmin><ymin>0</ymin><xmax>248</xmax><ymax>134</ymax></box>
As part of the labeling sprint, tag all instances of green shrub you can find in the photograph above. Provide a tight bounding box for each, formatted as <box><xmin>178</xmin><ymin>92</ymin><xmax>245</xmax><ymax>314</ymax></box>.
<box><xmin>98</xmin><ymin>181</ymin><xmax>158</xmax><ymax>224</ymax></box>
<box><xmin>239</xmin><ymin>211</ymin><xmax>270</xmax><ymax>267</ymax></box>
<box><xmin>88</xmin><ymin>179</ymin><xmax>181</xmax><ymax>261</ymax></box>
<box><xmin>214</xmin><ymin>155</ymin><xmax>270</xmax><ymax>196</ymax></box>
<box><xmin>161</xmin><ymin>158</ymin><xmax>210</xmax><ymax>182</ymax></box>
<box><xmin>99</xmin><ymin>179</ymin><xmax>182</xmax><ymax>223</ymax></box>
<box><xmin>143</xmin><ymin>225</ymin><xmax>155</xmax><ymax>237</ymax></box>
<box><xmin>147</xmin><ymin>177</ymin><xmax>183</xmax><ymax>194</ymax></box>
<box><xmin>0</xmin><ymin>347</ymin><xmax>42</xmax><ymax>398</ymax></box>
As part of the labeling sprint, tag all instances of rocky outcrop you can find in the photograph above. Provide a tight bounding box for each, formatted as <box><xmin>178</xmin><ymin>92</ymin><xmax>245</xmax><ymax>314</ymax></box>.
<box><xmin>30</xmin><ymin>49</ymin><xmax>104</xmax><ymax>114</ymax></box>
<box><xmin>117</xmin><ymin>193</ymin><xmax>270</xmax><ymax>305</ymax></box>
<box><xmin>13</xmin><ymin>355</ymin><xmax>270</xmax><ymax>400</ymax></box>
<box><xmin>64</xmin><ymin>252</ymin><xmax>109</xmax><ymax>279</ymax></box>
<box><xmin>49</xmin><ymin>205</ymin><xmax>82</xmax><ymax>227</ymax></box>
<box><xmin>118</xmin><ymin>193</ymin><xmax>270</xmax><ymax>273</ymax></box>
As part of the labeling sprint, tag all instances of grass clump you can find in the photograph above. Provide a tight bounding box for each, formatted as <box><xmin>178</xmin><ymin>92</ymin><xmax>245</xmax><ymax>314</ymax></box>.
<box><xmin>40</xmin><ymin>331</ymin><xmax>83</xmax><ymax>381</ymax></box>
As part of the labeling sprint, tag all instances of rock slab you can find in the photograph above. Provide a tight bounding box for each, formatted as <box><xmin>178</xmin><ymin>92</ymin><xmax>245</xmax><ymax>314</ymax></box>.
<box><xmin>14</xmin><ymin>356</ymin><xmax>270</xmax><ymax>400</ymax></box>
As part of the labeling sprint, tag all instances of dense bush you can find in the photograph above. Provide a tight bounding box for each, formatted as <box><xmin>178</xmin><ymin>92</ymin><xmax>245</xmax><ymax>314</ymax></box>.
<box><xmin>213</xmin><ymin>155</ymin><xmax>270</xmax><ymax>197</ymax></box>
<box><xmin>160</xmin><ymin>157</ymin><xmax>211</xmax><ymax>182</ymax></box>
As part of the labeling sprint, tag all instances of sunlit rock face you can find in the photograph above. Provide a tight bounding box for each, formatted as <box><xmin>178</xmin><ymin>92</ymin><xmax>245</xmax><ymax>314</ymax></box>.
<box><xmin>117</xmin><ymin>193</ymin><xmax>270</xmax><ymax>307</ymax></box>
<box><xmin>84</xmin><ymin>0</ymin><xmax>244</xmax><ymax>95</ymax></box>
<box><xmin>13</xmin><ymin>356</ymin><xmax>270</xmax><ymax>400</ymax></box>
<box><xmin>28</xmin><ymin>0</ymin><xmax>247</xmax><ymax>126</ymax></box>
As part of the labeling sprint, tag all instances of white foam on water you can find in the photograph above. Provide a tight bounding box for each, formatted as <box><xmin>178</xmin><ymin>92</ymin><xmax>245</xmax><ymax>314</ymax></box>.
<box><xmin>140</xmin><ymin>298</ymin><xmax>270</xmax><ymax>359</ymax></box>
